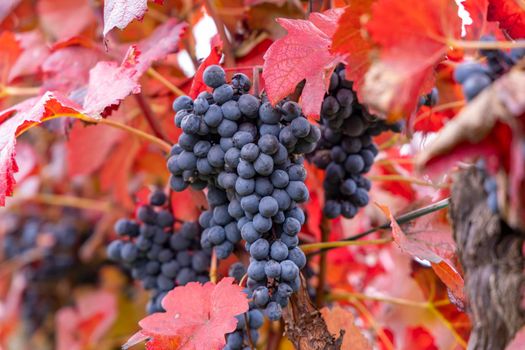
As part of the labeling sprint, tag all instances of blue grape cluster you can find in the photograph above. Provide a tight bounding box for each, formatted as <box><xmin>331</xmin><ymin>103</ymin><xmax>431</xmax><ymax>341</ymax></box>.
<box><xmin>2</xmin><ymin>210</ymin><xmax>92</xmax><ymax>331</ymax></box>
<box><xmin>309</xmin><ymin>64</ymin><xmax>402</xmax><ymax>219</ymax></box>
<box><xmin>106</xmin><ymin>190</ymin><xmax>210</xmax><ymax>313</ymax></box>
<box><xmin>454</xmin><ymin>36</ymin><xmax>525</xmax><ymax>102</ymax></box>
<box><xmin>168</xmin><ymin>65</ymin><xmax>317</xmax><ymax>325</ymax></box>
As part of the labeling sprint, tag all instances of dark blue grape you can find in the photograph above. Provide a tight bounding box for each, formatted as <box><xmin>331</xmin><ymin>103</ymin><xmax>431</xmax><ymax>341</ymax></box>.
<box><xmin>203</xmin><ymin>65</ymin><xmax>226</xmax><ymax>88</ymax></box>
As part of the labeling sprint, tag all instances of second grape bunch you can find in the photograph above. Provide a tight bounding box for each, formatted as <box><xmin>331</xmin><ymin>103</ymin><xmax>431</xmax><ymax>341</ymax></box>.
<box><xmin>168</xmin><ymin>65</ymin><xmax>317</xmax><ymax>349</ymax></box>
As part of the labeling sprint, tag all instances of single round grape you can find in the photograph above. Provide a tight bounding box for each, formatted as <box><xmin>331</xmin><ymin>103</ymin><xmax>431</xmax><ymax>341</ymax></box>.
<box><xmin>255</xmin><ymin>177</ymin><xmax>274</xmax><ymax>196</ymax></box>
<box><xmin>259</xmin><ymin>102</ymin><xmax>281</xmax><ymax>124</ymax></box>
<box><xmin>273</xmin><ymin>189</ymin><xmax>292</xmax><ymax>211</ymax></box>
<box><xmin>344</xmin><ymin>154</ymin><xmax>365</xmax><ymax>173</ymax></box>
<box><xmin>259</xmin><ymin>196</ymin><xmax>279</xmax><ymax>217</ymax></box>
<box><xmin>225</xmin><ymin>148</ymin><xmax>241</xmax><ymax>169</ymax></box>
<box><xmin>247</xmin><ymin>260</ymin><xmax>267</xmax><ymax>280</ymax></box>
<box><xmin>235</xmin><ymin>177</ymin><xmax>255</xmax><ymax>196</ymax></box>
<box><xmin>203</xmin><ymin>65</ymin><xmax>226</xmax><ymax>88</ymax></box>
<box><xmin>340</xmin><ymin>179</ymin><xmax>357</xmax><ymax>195</ymax></box>
<box><xmin>253</xmin><ymin>214</ymin><xmax>272</xmax><ymax>233</ymax></box>
<box><xmin>106</xmin><ymin>240</ymin><xmax>123</xmax><ymax>260</ymax></box>
<box><xmin>462</xmin><ymin>73</ymin><xmax>491</xmax><ymax>101</ymax></box>
<box><xmin>177</xmin><ymin>251</ymin><xmax>192</xmax><ymax>266</ymax></box>
<box><xmin>259</xmin><ymin>123</ymin><xmax>281</xmax><ymax>137</ymax></box>
<box><xmin>181</xmin><ymin>114</ymin><xmax>201</xmax><ymax>135</ymax></box>
<box><xmin>264</xmin><ymin>259</ymin><xmax>281</xmax><ymax>278</ymax></box>
<box><xmin>280</xmin><ymin>232</ymin><xmax>299</xmax><ymax>248</ymax></box>
<box><xmin>203</xmin><ymin>104</ymin><xmax>223</xmax><ymax>127</ymax></box>
<box><xmin>265</xmin><ymin>302</ymin><xmax>282</xmax><ymax>321</ymax></box>
<box><xmin>225</xmin><ymin>222</ymin><xmax>241</xmax><ymax>243</ymax></box>
<box><xmin>360</xmin><ymin>149</ymin><xmax>375</xmax><ymax>167</ymax></box>
<box><xmin>158</xmin><ymin>249</ymin><xmax>174</xmax><ymax>263</ymax></box>
<box><xmin>226</xmin><ymin>331</ymin><xmax>243</xmax><ymax>349</ymax></box>
<box><xmin>241</xmin><ymin>222</ymin><xmax>261</xmax><ymax>243</ymax></box>
<box><xmin>240</xmin><ymin>143</ymin><xmax>260</xmax><ymax>162</ymax></box>
<box><xmin>330</xmin><ymin>146</ymin><xmax>347</xmax><ymax>163</ymax></box>
<box><xmin>169</xmin><ymin>233</ymin><xmax>190</xmax><ymax>251</ymax></box>
<box><xmin>207</xmin><ymin>145</ymin><xmax>225</xmax><ymax>168</ymax></box>
<box><xmin>258</xmin><ymin>134</ymin><xmax>279</xmax><ymax>155</ymax></box>
<box><xmin>254</xmin><ymin>153</ymin><xmax>274</xmax><ymax>176</ymax></box>
<box><xmin>286</xmin><ymin>181</ymin><xmax>309</xmax><ymax>202</ymax></box>
<box><xmin>218</xmin><ymin>119</ymin><xmax>238</xmax><ymax>137</ymax></box>
<box><xmin>149</xmin><ymin>190</ymin><xmax>167</xmax><ymax>206</ymax></box>
<box><xmin>233</xmin><ymin>131</ymin><xmax>255</xmax><ymax>148</ymax></box>
<box><xmin>227</xmin><ymin>199</ymin><xmax>244</xmax><ymax>219</ymax></box>
<box><xmin>176</xmin><ymin>267</ymin><xmax>197</xmax><ymax>285</ymax></box>
<box><xmin>208</xmin><ymin>226</ymin><xmax>226</xmax><ymax>245</ymax></box>
<box><xmin>121</xmin><ymin>242</ymin><xmax>139</xmax><ymax>262</ymax></box>
<box><xmin>248</xmin><ymin>309</ymin><xmax>264</xmax><ymax>329</ymax></box>
<box><xmin>291</xmin><ymin>117</ymin><xmax>311</xmax><ymax>138</ymax></box>
<box><xmin>279</xmin><ymin>127</ymin><xmax>297</xmax><ymax>149</ymax></box>
<box><xmin>238</xmin><ymin>94</ymin><xmax>260</xmax><ymax>117</ymax></box>
<box><xmin>161</xmin><ymin>260</ymin><xmax>180</xmax><ymax>278</ymax></box>
<box><xmin>282</xmin><ymin>101</ymin><xmax>301</xmax><ymax>121</ymax></box>
<box><xmin>173</xmin><ymin>95</ymin><xmax>193</xmax><ymax>112</ymax></box>
<box><xmin>193</xmin><ymin>97</ymin><xmax>209</xmax><ymax>115</ymax></box>
<box><xmin>287</xmin><ymin>164</ymin><xmax>306</xmax><ymax>181</ymax></box>
<box><xmin>238</xmin><ymin>160</ymin><xmax>256</xmax><ymax>179</ymax></box>
<box><xmin>270</xmin><ymin>240</ymin><xmax>288</xmax><ymax>261</ymax></box>
<box><xmin>241</xmin><ymin>194</ymin><xmax>261</xmax><ymax>214</ymax></box>
<box><xmin>253</xmin><ymin>286</ymin><xmax>270</xmax><ymax>307</ymax></box>
<box><xmin>137</xmin><ymin>205</ymin><xmax>157</xmax><ymax>224</ymax></box>
<box><xmin>287</xmin><ymin>247</ymin><xmax>306</xmax><ymax>269</ymax></box>
<box><xmin>250</xmin><ymin>238</ymin><xmax>270</xmax><ymax>260</ymax></box>
<box><xmin>273</xmin><ymin>144</ymin><xmax>289</xmax><ymax>165</ymax></box>
<box><xmin>321</xmin><ymin>96</ymin><xmax>340</xmax><ymax>115</ymax></box>
<box><xmin>351</xmin><ymin>188</ymin><xmax>369</xmax><ymax>207</ymax></box>
<box><xmin>287</xmin><ymin>207</ymin><xmax>305</xmax><ymax>225</ymax></box>
<box><xmin>213</xmin><ymin>84</ymin><xmax>234</xmax><ymax>105</ymax></box>
<box><xmin>283</xmin><ymin>217</ymin><xmax>301</xmax><ymax>235</ymax></box>
<box><xmin>231</xmin><ymin>73</ymin><xmax>252</xmax><ymax>92</ymax></box>
<box><xmin>280</xmin><ymin>260</ymin><xmax>299</xmax><ymax>281</ymax></box>
<box><xmin>215</xmin><ymin>240</ymin><xmax>234</xmax><ymax>259</ymax></box>
<box><xmin>271</xmin><ymin>169</ymin><xmax>289</xmax><ymax>188</ymax></box>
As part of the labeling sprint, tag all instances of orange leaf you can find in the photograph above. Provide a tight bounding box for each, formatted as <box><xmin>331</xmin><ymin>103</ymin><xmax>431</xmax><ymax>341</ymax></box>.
<box><xmin>330</xmin><ymin>2</ymin><xmax>375</xmax><ymax>99</ymax></box>
<box><xmin>320</xmin><ymin>306</ymin><xmax>371</xmax><ymax>350</ymax></box>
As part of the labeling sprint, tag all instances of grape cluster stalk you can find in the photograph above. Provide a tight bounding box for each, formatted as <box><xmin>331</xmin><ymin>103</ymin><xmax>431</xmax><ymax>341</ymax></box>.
<box><xmin>168</xmin><ymin>65</ymin><xmax>318</xmax><ymax>348</ymax></box>
<box><xmin>308</xmin><ymin>64</ymin><xmax>402</xmax><ymax>219</ymax></box>
<box><xmin>107</xmin><ymin>189</ymin><xmax>210</xmax><ymax>313</ymax></box>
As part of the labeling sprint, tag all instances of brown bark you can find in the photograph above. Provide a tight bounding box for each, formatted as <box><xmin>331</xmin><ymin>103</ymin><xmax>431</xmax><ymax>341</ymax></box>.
<box><xmin>283</xmin><ymin>275</ymin><xmax>343</xmax><ymax>350</ymax></box>
<box><xmin>450</xmin><ymin>167</ymin><xmax>525</xmax><ymax>350</ymax></box>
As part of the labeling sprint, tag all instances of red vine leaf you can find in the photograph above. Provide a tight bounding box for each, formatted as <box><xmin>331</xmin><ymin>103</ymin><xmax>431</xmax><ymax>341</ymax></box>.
<box><xmin>0</xmin><ymin>92</ymin><xmax>81</xmax><ymax>206</ymax></box>
<box><xmin>56</xmin><ymin>290</ymin><xmax>117</xmax><ymax>350</ymax></box>
<box><xmin>487</xmin><ymin>0</ymin><xmax>525</xmax><ymax>39</ymax></box>
<box><xmin>135</xmin><ymin>19</ymin><xmax>187</xmax><ymax>75</ymax></box>
<box><xmin>103</xmin><ymin>0</ymin><xmax>164</xmax><ymax>36</ymax></box>
<box><xmin>37</xmin><ymin>0</ymin><xmax>96</xmax><ymax>40</ymax></box>
<box><xmin>67</xmin><ymin>122</ymin><xmax>123</xmax><ymax>177</ymax></box>
<box><xmin>124</xmin><ymin>277</ymin><xmax>249</xmax><ymax>350</ymax></box>
<box><xmin>330</xmin><ymin>1</ymin><xmax>375</xmax><ymax>99</ymax></box>
<box><xmin>262</xmin><ymin>9</ymin><xmax>344</xmax><ymax>118</ymax></box>
<box><xmin>363</xmin><ymin>0</ymin><xmax>462</xmax><ymax>122</ymax></box>
<box><xmin>0</xmin><ymin>31</ymin><xmax>22</xmax><ymax>84</ymax></box>
<box><xmin>376</xmin><ymin>204</ymin><xmax>464</xmax><ymax>301</ymax></box>
<box><xmin>82</xmin><ymin>47</ymin><xmax>141</xmax><ymax>118</ymax></box>
<box><xmin>189</xmin><ymin>35</ymin><xmax>223</xmax><ymax>99</ymax></box>
<box><xmin>9</xmin><ymin>30</ymin><xmax>49</xmax><ymax>82</ymax></box>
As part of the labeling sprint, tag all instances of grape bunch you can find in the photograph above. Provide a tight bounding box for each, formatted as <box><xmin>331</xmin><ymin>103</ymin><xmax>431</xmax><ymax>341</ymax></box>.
<box><xmin>106</xmin><ymin>189</ymin><xmax>210</xmax><ymax>313</ymax></box>
<box><xmin>454</xmin><ymin>37</ymin><xmax>524</xmax><ymax>213</ymax></box>
<box><xmin>1</xmin><ymin>209</ymin><xmax>92</xmax><ymax>331</ymax></box>
<box><xmin>454</xmin><ymin>36</ymin><xmax>525</xmax><ymax>102</ymax></box>
<box><xmin>308</xmin><ymin>64</ymin><xmax>401</xmax><ymax>219</ymax></box>
<box><xmin>168</xmin><ymin>65</ymin><xmax>317</xmax><ymax>325</ymax></box>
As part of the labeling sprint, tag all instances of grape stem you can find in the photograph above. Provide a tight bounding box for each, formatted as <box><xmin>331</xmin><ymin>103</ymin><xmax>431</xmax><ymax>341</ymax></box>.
<box><xmin>29</xmin><ymin>193</ymin><xmax>113</xmax><ymax>212</ymax></box>
<box><xmin>203</xmin><ymin>0</ymin><xmax>235</xmax><ymax>67</ymax></box>
<box><xmin>134</xmin><ymin>92</ymin><xmax>172</xmax><ymax>143</ymax></box>
<box><xmin>209</xmin><ymin>249</ymin><xmax>218</xmax><ymax>283</ymax></box>
<box><xmin>306</xmin><ymin>198</ymin><xmax>450</xmax><ymax>257</ymax></box>
<box><xmin>147</xmin><ymin>68</ymin><xmax>187</xmax><ymax>97</ymax></box>
<box><xmin>450</xmin><ymin>39</ymin><xmax>525</xmax><ymax>50</ymax></box>
<box><xmin>301</xmin><ymin>238</ymin><xmax>393</xmax><ymax>252</ymax></box>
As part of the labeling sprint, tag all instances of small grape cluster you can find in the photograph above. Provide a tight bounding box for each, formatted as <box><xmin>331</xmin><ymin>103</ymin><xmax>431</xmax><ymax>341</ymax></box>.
<box><xmin>224</xmin><ymin>262</ymin><xmax>264</xmax><ymax>350</ymax></box>
<box><xmin>308</xmin><ymin>64</ymin><xmax>401</xmax><ymax>219</ymax></box>
<box><xmin>2</xmin><ymin>210</ymin><xmax>91</xmax><ymax>331</ymax></box>
<box><xmin>168</xmin><ymin>65</ymin><xmax>317</xmax><ymax>323</ymax></box>
<box><xmin>454</xmin><ymin>36</ymin><xmax>525</xmax><ymax>102</ymax></box>
<box><xmin>106</xmin><ymin>190</ymin><xmax>210</xmax><ymax>313</ymax></box>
